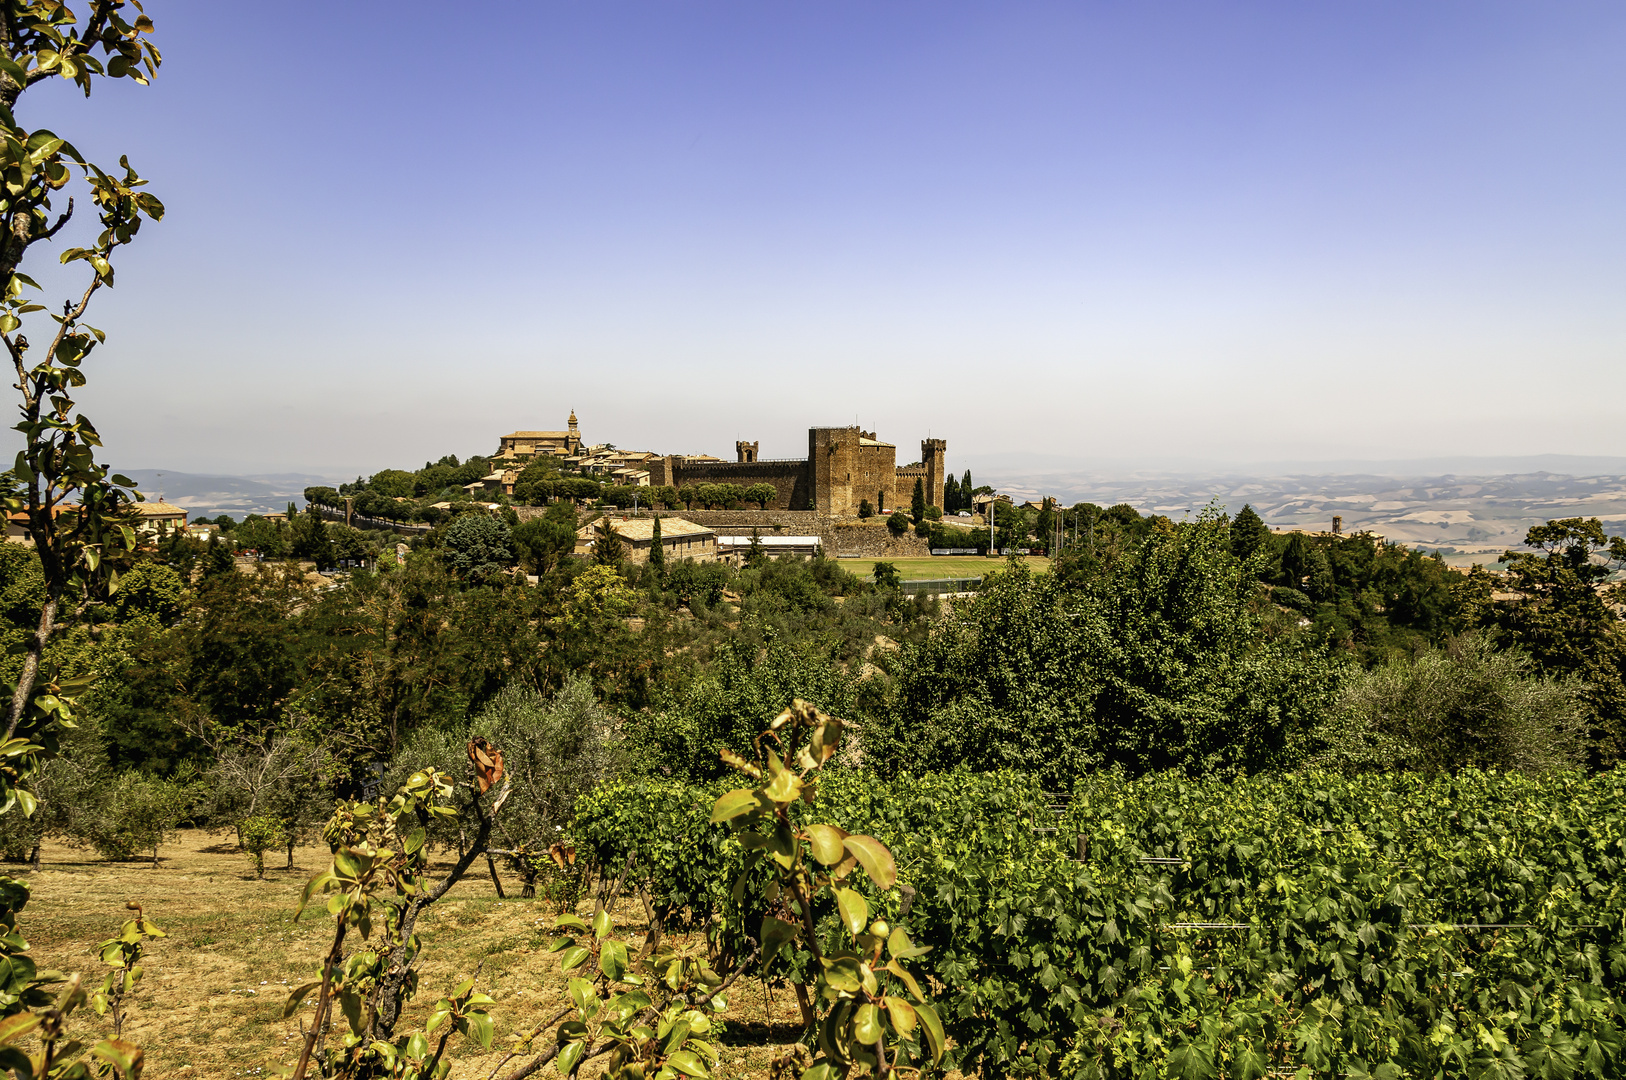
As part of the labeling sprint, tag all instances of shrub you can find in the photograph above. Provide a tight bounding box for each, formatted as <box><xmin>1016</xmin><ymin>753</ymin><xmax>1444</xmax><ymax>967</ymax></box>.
<box><xmin>71</xmin><ymin>771</ymin><xmax>195</xmax><ymax>865</ymax></box>
<box><xmin>1317</xmin><ymin>631</ymin><xmax>1588</xmax><ymax>774</ymax></box>
<box><xmin>239</xmin><ymin>814</ymin><xmax>285</xmax><ymax>879</ymax></box>
<box><xmin>886</xmin><ymin>510</ymin><xmax>909</xmax><ymax>536</ymax></box>
<box><xmin>1272</xmin><ymin>584</ymin><xmax>1314</xmax><ymax>614</ymax></box>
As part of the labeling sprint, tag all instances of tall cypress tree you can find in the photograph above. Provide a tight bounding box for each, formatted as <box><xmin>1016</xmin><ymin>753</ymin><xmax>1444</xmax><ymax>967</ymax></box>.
<box><xmin>649</xmin><ymin>515</ymin><xmax>665</xmax><ymax>573</ymax></box>
<box><xmin>944</xmin><ymin>475</ymin><xmax>961</xmax><ymax>512</ymax></box>
<box><xmin>911</xmin><ymin>478</ymin><xmax>926</xmax><ymax>524</ymax></box>
<box><xmin>594</xmin><ymin>515</ymin><xmax>624</xmax><ymax>565</ymax></box>
<box><xmin>962</xmin><ymin>470</ymin><xmax>973</xmax><ymax>499</ymax></box>
<box><xmin>1231</xmin><ymin>504</ymin><xmax>1271</xmax><ymax>563</ymax></box>
<box><xmin>204</xmin><ymin>530</ymin><xmax>234</xmax><ymax>577</ymax></box>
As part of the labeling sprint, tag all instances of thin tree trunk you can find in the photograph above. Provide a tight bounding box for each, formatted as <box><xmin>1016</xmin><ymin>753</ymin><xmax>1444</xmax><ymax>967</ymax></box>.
<box><xmin>636</xmin><ymin>889</ymin><xmax>668</xmax><ymax>962</ymax></box>
<box><xmin>595</xmin><ymin>855</ymin><xmax>632</xmax><ymax>919</ymax></box>
<box><xmin>4</xmin><ymin>596</ymin><xmax>56</xmax><ymax>739</ymax></box>
<box><xmin>485</xmin><ymin>852</ymin><xmax>506</xmax><ymax>899</ymax></box>
<box><xmin>368</xmin><ymin>780</ymin><xmax>509</xmax><ymax>1043</ymax></box>
<box><xmin>286</xmin><ymin>836</ymin><xmax>295</xmax><ymax>870</ymax></box>
<box><xmin>27</xmin><ymin>844</ymin><xmax>39</xmax><ymax>872</ymax></box>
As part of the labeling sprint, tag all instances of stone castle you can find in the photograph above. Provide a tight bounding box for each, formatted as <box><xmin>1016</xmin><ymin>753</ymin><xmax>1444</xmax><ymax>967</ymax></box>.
<box><xmin>495</xmin><ymin>416</ymin><xmax>946</xmax><ymax>516</ymax></box>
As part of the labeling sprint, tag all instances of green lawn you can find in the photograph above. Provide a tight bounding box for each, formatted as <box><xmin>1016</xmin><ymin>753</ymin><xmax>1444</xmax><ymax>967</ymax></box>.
<box><xmin>834</xmin><ymin>555</ymin><xmax>1051</xmax><ymax>581</ymax></box>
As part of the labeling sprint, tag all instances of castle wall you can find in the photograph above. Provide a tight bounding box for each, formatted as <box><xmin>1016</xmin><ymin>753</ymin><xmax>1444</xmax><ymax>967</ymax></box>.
<box><xmin>528</xmin><ymin>423</ymin><xmax>944</xmax><ymax>518</ymax></box>
<box><xmin>645</xmin><ymin>458</ymin><xmax>812</xmax><ymax>510</ymax></box>
<box><xmin>856</xmin><ymin>443</ymin><xmax>898</xmax><ymax>511</ymax></box>
<box><xmin>921</xmin><ymin>439</ymin><xmax>947</xmax><ymax>510</ymax></box>
<box><xmin>827</xmin><ymin>523</ymin><xmax>931</xmax><ymax>558</ymax></box>
<box><xmin>809</xmin><ymin>427</ymin><xmax>906</xmax><ymax>515</ymax></box>
<box><xmin>809</xmin><ymin>428</ymin><xmax>849</xmax><ymax>517</ymax></box>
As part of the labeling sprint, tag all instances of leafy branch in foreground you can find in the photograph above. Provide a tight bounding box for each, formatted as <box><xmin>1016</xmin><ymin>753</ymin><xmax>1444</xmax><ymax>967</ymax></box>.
<box><xmin>0</xmin><ymin>5</ymin><xmax>162</xmax><ymax>1077</ymax></box>
<box><xmin>286</xmin><ymin>752</ymin><xmax>511</xmax><ymax>1080</ymax></box>
<box><xmin>89</xmin><ymin>900</ymin><xmax>162</xmax><ymax>1037</ymax></box>
<box><xmin>713</xmin><ymin>701</ymin><xmax>942</xmax><ymax>1080</ymax></box>
<box><xmin>494</xmin><ymin>701</ymin><xmax>940</xmax><ymax>1080</ymax></box>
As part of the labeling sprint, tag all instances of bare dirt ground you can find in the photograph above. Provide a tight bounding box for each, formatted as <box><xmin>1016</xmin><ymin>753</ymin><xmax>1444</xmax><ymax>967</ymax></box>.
<box><xmin>13</xmin><ymin>830</ymin><xmax>818</xmax><ymax>1079</ymax></box>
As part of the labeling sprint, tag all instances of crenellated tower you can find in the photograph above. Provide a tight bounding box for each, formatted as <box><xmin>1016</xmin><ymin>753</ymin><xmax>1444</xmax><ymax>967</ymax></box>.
<box><xmin>921</xmin><ymin>438</ymin><xmax>947</xmax><ymax>509</ymax></box>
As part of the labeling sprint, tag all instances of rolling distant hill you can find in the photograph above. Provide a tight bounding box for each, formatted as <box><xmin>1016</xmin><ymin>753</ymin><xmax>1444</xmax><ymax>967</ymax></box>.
<box><xmin>120</xmin><ymin>469</ymin><xmax>348</xmax><ymax>520</ymax></box>
<box><xmin>973</xmin><ymin>455</ymin><xmax>1626</xmax><ymax>567</ymax></box>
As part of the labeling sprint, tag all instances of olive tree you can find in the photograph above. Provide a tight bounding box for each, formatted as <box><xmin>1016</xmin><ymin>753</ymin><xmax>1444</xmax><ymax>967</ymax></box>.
<box><xmin>479</xmin><ymin>677</ymin><xmax>618</xmax><ymax>898</ymax></box>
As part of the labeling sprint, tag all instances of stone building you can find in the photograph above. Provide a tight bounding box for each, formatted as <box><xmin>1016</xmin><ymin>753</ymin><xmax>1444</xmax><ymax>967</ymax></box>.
<box><xmin>574</xmin><ymin>515</ymin><xmax>718</xmax><ymax>564</ymax></box>
<box><xmin>646</xmin><ymin>426</ymin><xmax>946</xmax><ymax>516</ymax></box>
<box><xmin>495</xmin><ymin>411</ymin><xmax>583</xmax><ymax>459</ymax></box>
<box><xmin>133</xmin><ymin>500</ymin><xmax>190</xmax><ymax>536</ymax></box>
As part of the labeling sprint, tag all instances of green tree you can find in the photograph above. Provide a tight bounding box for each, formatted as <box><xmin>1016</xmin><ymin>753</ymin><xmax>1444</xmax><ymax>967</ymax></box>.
<box><xmin>857</xmin><ymin>499</ymin><xmax>873</xmax><ymax>519</ymax></box>
<box><xmin>746</xmin><ymin>527</ymin><xmax>767</xmax><ymax>569</ymax></box>
<box><xmin>289</xmin><ymin>505</ymin><xmax>334</xmax><ymax>567</ymax></box>
<box><xmin>512</xmin><ymin>502</ymin><xmax>577</xmax><ymax>576</ymax></box>
<box><xmin>443</xmin><ymin>512</ymin><xmax>513</xmax><ymax>582</ymax></box>
<box><xmin>1034</xmin><ymin>496</ymin><xmax>1056</xmax><ymax>552</ymax></box>
<box><xmin>873</xmin><ymin>561</ymin><xmax>901</xmax><ymax>590</ymax></box>
<box><xmin>593</xmin><ymin>515</ymin><xmax>624</xmax><ymax>566</ymax></box>
<box><xmin>1486</xmin><ymin>517</ymin><xmax>1626</xmax><ymax>766</ymax></box>
<box><xmin>745</xmin><ymin>482</ymin><xmax>777</xmax><ymax>509</ymax></box>
<box><xmin>887</xmin><ymin>509</ymin><xmax>909</xmax><ymax>537</ymax></box>
<box><xmin>106</xmin><ymin>559</ymin><xmax>182</xmax><ymax>624</ymax></box>
<box><xmin>202</xmin><ymin>530</ymin><xmax>233</xmax><ymax>577</ymax></box>
<box><xmin>625</xmin><ymin>636</ymin><xmax>856</xmax><ymax>781</ymax></box>
<box><xmin>1316</xmin><ymin>632</ymin><xmax>1587</xmax><ymax>775</ymax></box>
<box><xmin>911</xmin><ymin>477</ymin><xmax>926</xmax><ymax>524</ymax></box>
<box><xmin>234</xmin><ymin>513</ymin><xmax>288</xmax><ymax>558</ymax></box>
<box><xmin>648</xmin><ymin>514</ymin><xmax>665</xmax><ymax>574</ymax></box>
<box><xmin>329</xmin><ymin>523</ymin><xmax>368</xmax><ymax>567</ymax></box>
<box><xmin>944</xmin><ymin>473</ymin><xmax>961</xmax><ymax>512</ymax></box>
<box><xmin>474</xmin><ymin>677</ymin><xmax>617</xmax><ymax>898</ymax></box>
<box><xmin>0</xmin><ymin>21</ymin><xmax>182</xmax><ymax>1070</ymax></box>
<box><xmin>412</xmin><ymin>461</ymin><xmax>458</xmax><ymax>497</ymax></box>
<box><xmin>1231</xmin><ymin>503</ymin><xmax>1271</xmax><ymax>562</ymax></box>
<box><xmin>367</xmin><ymin>468</ymin><xmax>415</xmax><ymax>499</ymax></box>
<box><xmin>875</xmin><ymin>512</ymin><xmax>1342</xmax><ymax>786</ymax></box>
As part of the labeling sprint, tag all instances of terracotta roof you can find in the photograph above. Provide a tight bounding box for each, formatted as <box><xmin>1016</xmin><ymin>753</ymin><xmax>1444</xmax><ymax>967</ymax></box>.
<box><xmin>575</xmin><ymin>516</ymin><xmax>715</xmax><ymax>542</ymax></box>
<box><xmin>135</xmin><ymin>501</ymin><xmax>188</xmax><ymax>516</ymax></box>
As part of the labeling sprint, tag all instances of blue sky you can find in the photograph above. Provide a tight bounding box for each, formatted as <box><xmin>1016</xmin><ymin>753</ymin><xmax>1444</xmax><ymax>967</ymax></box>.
<box><xmin>18</xmin><ymin>1</ymin><xmax>1626</xmax><ymax>475</ymax></box>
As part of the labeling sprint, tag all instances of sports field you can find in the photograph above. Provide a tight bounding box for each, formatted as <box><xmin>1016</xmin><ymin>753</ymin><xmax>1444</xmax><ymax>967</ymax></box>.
<box><xmin>834</xmin><ymin>555</ymin><xmax>1051</xmax><ymax>581</ymax></box>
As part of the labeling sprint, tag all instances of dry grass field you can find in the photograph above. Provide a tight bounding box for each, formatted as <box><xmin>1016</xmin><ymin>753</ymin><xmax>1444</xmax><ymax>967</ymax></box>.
<box><xmin>15</xmin><ymin>831</ymin><xmax>828</xmax><ymax>1079</ymax></box>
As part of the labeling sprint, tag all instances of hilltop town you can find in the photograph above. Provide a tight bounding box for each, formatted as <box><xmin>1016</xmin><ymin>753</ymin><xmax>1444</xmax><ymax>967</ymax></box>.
<box><xmin>488</xmin><ymin>411</ymin><xmax>949</xmax><ymax>517</ymax></box>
